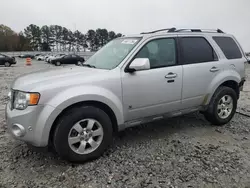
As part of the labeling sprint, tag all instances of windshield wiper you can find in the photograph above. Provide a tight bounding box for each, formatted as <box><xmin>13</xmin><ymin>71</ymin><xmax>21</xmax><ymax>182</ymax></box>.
<box><xmin>81</xmin><ymin>63</ymin><xmax>96</xmax><ymax>68</ymax></box>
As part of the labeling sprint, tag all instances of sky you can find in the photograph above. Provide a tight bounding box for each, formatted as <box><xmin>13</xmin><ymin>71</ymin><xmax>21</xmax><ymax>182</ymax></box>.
<box><xmin>1</xmin><ymin>0</ymin><xmax>250</xmax><ymax>51</ymax></box>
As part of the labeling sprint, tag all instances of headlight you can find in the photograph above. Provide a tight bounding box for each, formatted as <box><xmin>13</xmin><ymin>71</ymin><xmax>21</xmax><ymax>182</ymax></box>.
<box><xmin>14</xmin><ymin>91</ymin><xmax>40</xmax><ymax>110</ymax></box>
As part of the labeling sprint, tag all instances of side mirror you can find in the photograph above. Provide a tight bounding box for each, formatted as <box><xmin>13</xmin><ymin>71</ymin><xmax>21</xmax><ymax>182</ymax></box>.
<box><xmin>126</xmin><ymin>58</ymin><xmax>150</xmax><ymax>73</ymax></box>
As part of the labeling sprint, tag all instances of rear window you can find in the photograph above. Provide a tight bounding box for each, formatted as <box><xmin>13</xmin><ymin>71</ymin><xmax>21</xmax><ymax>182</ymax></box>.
<box><xmin>213</xmin><ymin>36</ymin><xmax>242</xmax><ymax>59</ymax></box>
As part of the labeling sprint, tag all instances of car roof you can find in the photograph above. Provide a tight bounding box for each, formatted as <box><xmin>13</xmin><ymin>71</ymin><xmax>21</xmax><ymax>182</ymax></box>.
<box><xmin>123</xmin><ymin>32</ymin><xmax>233</xmax><ymax>39</ymax></box>
<box><xmin>122</xmin><ymin>28</ymin><xmax>234</xmax><ymax>40</ymax></box>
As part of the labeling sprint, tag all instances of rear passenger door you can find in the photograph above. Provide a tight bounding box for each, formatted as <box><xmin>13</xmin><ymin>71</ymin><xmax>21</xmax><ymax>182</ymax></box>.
<box><xmin>179</xmin><ymin>36</ymin><xmax>221</xmax><ymax>108</ymax></box>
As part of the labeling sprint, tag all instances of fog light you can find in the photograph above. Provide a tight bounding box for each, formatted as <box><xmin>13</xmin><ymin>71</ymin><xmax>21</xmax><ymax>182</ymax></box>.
<box><xmin>12</xmin><ymin>124</ymin><xmax>26</xmax><ymax>137</ymax></box>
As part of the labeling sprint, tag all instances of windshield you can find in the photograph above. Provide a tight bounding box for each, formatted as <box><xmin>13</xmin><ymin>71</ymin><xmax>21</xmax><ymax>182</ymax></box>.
<box><xmin>85</xmin><ymin>37</ymin><xmax>141</xmax><ymax>69</ymax></box>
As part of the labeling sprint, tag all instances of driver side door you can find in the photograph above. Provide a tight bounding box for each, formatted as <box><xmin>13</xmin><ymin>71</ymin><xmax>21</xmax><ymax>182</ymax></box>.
<box><xmin>71</xmin><ymin>55</ymin><xmax>78</xmax><ymax>64</ymax></box>
<box><xmin>121</xmin><ymin>37</ymin><xmax>183</xmax><ymax>122</ymax></box>
<box><xmin>61</xmin><ymin>55</ymin><xmax>71</xmax><ymax>64</ymax></box>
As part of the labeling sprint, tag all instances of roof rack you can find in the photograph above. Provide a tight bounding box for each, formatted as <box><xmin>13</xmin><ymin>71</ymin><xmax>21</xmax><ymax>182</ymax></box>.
<box><xmin>140</xmin><ymin>28</ymin><xmax>224</xmax><ymax>34</ymax></box>
<box><xmin>173</xmin><ymin>28</ymin><xmax>224</xmax><ymax>33</ymax></box>
<box><xmin>140</xmin><ymin>27</ymin><xmax>176</xmax><ymax>34</ymax></box>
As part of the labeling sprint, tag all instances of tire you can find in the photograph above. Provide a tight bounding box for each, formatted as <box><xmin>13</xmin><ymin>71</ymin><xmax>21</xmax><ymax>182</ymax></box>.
<box><xmin>4</xmin><ymin>62</ymin><xmax>11</xmax><ymax>67</ymax></box>
<box><xmin>53</xmin><ymin>106</ymin><xmax>113</xmax><ymax>162</ymax></box>
<box><xmin>203</xmin><ymin>86</ymin><xmax>237</xmax><ymax>125</ymax></box>
<box><xmin>55</xmin><ymin>61</ymin><xmax>61</xmax><ymax>66</ymax></box>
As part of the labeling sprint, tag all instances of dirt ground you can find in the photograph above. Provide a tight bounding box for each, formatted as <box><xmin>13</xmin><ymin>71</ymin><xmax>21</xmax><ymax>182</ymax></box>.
<box><xmin>0</xmin><ymin>59</ymin><xmax>250</xmax><ymax>188</ymax></box>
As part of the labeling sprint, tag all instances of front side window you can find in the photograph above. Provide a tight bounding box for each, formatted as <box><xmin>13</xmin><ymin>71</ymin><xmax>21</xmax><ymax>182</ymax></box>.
<box><xmin>213</xmin><ymin>36</ymin><xmax>242</xmax><ymax>59</ymax></box>
<box><xmin>180</xmin><ymin>37</ymin><xmax>216</xmax><ymax>64</ymax></box>
<box><xmin>0</xmin><ymin>54</ymin><xmax>5</xmax><ymax>58</ymax></box>
<box><xmin>134</xmin><ymin>38</ymin><xmax>176</xmax><ymax>69</ymax></box>
<box><xmin>86</xmin><ymin>37</ymin><xmax>141</xmax><ymax>69</ymax></box>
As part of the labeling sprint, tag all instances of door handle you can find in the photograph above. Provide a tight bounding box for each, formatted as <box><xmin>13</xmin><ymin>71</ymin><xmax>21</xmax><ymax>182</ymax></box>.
<box><xmin>210</xmin><ymin>67</ymin><xmax>220</xmax><ymax>72</ymax></box>
<box><xmin>165</xmin><ymin>72</ymin><xmax>177</xmax><ymax>79</ymax></box>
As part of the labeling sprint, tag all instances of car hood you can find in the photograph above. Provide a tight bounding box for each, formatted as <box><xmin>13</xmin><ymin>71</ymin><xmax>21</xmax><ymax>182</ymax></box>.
<box><xmin>11</xmin><ymin>66</ymin><xmax>109</xmax><ymax>91</ymax></box>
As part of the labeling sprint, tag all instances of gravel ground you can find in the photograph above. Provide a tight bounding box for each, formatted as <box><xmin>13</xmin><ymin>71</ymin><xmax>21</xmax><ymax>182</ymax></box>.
<box><xmin>0</xmin><ymin>59</ymin><xmax>250</xmax><ymax>188</ymax></box>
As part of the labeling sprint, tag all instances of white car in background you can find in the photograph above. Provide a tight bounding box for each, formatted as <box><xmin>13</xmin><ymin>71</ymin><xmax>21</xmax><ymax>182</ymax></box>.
<box><xmin>36</xmin><ymin>55</ymin><xmax>45</xmax><ymax>61</ymax></box>
<box><xmin>46</xmin><ymin>55</ymin><xmax>55</xmax><ymax>63</ymax></box>
<box><xmin>48</xmin><ymin>54</ymin><xmax>65</xmax><ymax>63</ymax></box>
<box><xmin>247</xmin><ymin>56</ymin><xmax>250</xmax><ymax>63</ymax></box>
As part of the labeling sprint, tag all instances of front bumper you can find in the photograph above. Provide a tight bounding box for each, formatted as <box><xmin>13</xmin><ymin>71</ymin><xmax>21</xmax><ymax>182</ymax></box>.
<box><xmin>5</xmin><ymin>102</ymin><xmax>57</xmax><ymax>147</ymax></box>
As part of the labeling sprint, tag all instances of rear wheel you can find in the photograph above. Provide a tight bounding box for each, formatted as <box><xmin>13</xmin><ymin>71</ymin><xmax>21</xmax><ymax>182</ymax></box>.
<box><xmin>4</xmin><ymin>62</ymin><xmax>11</xmax><ymax>67</ymax></box>
<box><xmin>55</xmin><ymin>61</ymin><xmax>61</xmax><ymax>66</ymax></box>
<box><xmin>53</xmin><ymin>106</ymin><xmax>113</xmax><ymax>162</ymax></box>
<box><xmin>203</xmin><ymin>86</ymin><xmax>237</xmax><ymax>125</ymax></box>
<box><xmin>76</xmin><ymin>61</ymin><xmax>82</xmax><ymax>66</ymax></box>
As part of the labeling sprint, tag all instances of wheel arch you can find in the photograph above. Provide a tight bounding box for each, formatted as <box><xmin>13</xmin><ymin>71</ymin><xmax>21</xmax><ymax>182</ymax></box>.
<box><xmin>220</xmin><ymin>80</ymin><xmax>239</xmax><ymax>99</ymax></box>
<box><xmin>204</xmin><ymin>70</ymin><xmax>241</xmax><ymax>106</ymax></box>
<box><xmin>49</xmin><ymin>100</ymin><xmax>119</xmax><ymax>146</ymax></box>
<box><xmin>205</xmin><ymin>79</ymin><xmax>240</xmax><ymax>107</ymax></box>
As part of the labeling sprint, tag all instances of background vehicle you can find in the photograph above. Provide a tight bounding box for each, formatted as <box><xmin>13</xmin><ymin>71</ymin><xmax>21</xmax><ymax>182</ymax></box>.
<box><xmin>36</xmin><ymin>55</ymin><xmax>45</xmax><ymax>61</ymax></box>
<box><xmin>6</xmin><ymin>28</ymin><xmax>246</xmax><ymax>162</ymax></box>
<box><xmin>0</xmin><ymin>54</ymin><xmax>16</xmax><ymax>67</ymax></box>
<box><xmin>51</xmin><ymin>54</ymin><xmax>85</xmax><ymax>66</ymax></box>
<box><xmin>19</xmin><ymin>54</ymin><xmax>35</xmax><ymax>59</ymax></box>
<box><xmin>44</xmin><ymin>54</ymin><xmax>51</xmax><ymax>62</ymax></box>
<box><xmin>247</xmin><ymin>56</ymin><xmax>250</xmax><ymax>63</ymax></box>
<box><xmin>46</xmin><ymin>55</ymin><xmax>55</xmax><ymax>63</ymax></box>
<box><xmin>48</xmin><ymin>54</ymin><xmax>65</xmax><ymax>63</ymax></box>
<box><xmin>34</xmin><ymin>54</ymin><xmax>40</xmax><ymax>58</ymax></box>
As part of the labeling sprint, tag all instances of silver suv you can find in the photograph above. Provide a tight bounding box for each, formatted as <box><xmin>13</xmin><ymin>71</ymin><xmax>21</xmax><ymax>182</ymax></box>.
<box><xmin>6</xmin><ymin>28</ymin><xmax>246</xmax><ymax>162</ymax></box>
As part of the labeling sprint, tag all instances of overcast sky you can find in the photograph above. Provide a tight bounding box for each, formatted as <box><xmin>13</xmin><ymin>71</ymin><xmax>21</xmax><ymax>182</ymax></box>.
<box><xmin>1</xmin><ymin>0</ymin><xmax>250</xmax><ymax>51</ymax></box>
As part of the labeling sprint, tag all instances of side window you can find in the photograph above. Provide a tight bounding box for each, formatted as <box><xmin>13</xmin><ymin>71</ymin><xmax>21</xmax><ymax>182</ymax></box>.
<box><xmin>65</xmin><ymin>55</ymin><xmax>71</xmax><ymax>58</ymax></box>
<box><xmin>180</xmin><ymin>37</ymin><xmax>216</xmax><ymax>64</ymax></box>
<box><xmin>0</xmin><ymin>55</ymin><xmax>5</xmax><ymax>58</ymax></box>
<box><xmin>213</xmin><ymin>36</ymin><xmax>242</xmax><ymax>59</ymax></box>
<box><xmin>135</xmin><ymin>38</ymin><xmax>176</xmax><ymax>69</ymax></box>
<box><xmin>72</xmin><ymin>55</ymin><xmax>77</xmax><ymax>58</ymax></box>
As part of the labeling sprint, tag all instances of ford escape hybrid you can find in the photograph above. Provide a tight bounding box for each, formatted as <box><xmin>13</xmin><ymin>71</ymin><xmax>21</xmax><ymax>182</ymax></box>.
<box><xmin>6</xmin><ymin>28</ymin><xmax>246</xmax><ymax>162</ymax></box>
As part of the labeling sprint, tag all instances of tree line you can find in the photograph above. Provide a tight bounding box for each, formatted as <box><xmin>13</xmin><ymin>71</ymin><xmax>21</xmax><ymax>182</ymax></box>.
<box><xmin>0</xmin><ymin>24</ymin><xmax>122</xmax><ymax>52</ymax></box>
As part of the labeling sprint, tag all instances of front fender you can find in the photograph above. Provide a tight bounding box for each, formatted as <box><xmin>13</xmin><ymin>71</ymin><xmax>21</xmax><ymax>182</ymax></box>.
<box><xmin>36</xmin><ymin>86</ymin><xmax>124</xmax><ymax>146</ymax></box>
<box><xmin>205</xmin><ymin>70</ymin><xmax>241</xmax><ymax>105</ymax></box>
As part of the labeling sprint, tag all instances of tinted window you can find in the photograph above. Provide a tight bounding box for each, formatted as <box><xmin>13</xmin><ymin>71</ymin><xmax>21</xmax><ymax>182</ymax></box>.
<box><xmin>72</xmin><ymin>55</ymin><xmax>77</xmax><ymax>58</ymax></box>
<box><xmin>135</xmin><ymin>38</ymin><xmax>176</xmax><ymax>69</ymax></box>
<box><xmin>213</xmin><ymin>36</ymin><xmax>242</xmax><ymax>59</ymax></box>
<box><xmin>180</xmin><ymin>37</ymin><xmax>215</xmax><ymax>64</ymax></box>
<box><xmin>65</xmin><ymin>55</ymin><xmax>71</xmax><ymax>58</ymax></box>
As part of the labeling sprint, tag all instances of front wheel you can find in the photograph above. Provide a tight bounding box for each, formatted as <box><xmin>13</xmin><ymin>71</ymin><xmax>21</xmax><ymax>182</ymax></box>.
<box><xmin>55</xmin><ymin>61</ymin><xmax>61</xmax><ymax>66</ymax></box>
<box><xmin>53</xmin><ymin>106</ymin><xmax>113</xmax><ymax>162</ymax></box>
<box><xmin>4</xmin><ymin>62</ymin><xmax>11</xmax><ymax>67</ymax></box>
<box><xmin>203</xmin><ymin>86</ymin><xmax>237</xmax><ymax>125</ymax></box>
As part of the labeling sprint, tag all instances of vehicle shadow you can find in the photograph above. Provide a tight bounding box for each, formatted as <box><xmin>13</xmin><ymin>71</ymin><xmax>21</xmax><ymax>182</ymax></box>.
<box><xmin>5</xmin><ymin>112</ymin><xmax>214</xmax><ymax>166</ymax></box>
<box><xmin>113</xmin><ymin>112</ymin><xmax>211</xmax><ymax>146</ymax></box>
